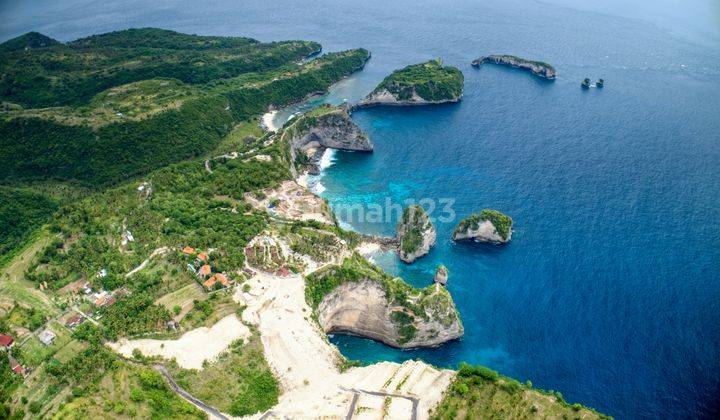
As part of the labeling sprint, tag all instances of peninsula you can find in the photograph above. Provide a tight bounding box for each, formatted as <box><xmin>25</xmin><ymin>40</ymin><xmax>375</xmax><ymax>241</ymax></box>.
<box><xmin>307</xmin><ymin>254</ymin><xmax>463</xmax><ymax>348</ymax></box>
<box><xmin>472</xmin><ymin>54</ymin><xmax>556</xmax><ymax>79</ymax></box>
<box><xmin>284</xmin><ymin>103</ymin><xmax>373</xmax><ymax>176</ymax></box>
<box><xmin>359</xmin><ymin>58</ymin><xmax>464</xmax><ymax>106</ymax></box>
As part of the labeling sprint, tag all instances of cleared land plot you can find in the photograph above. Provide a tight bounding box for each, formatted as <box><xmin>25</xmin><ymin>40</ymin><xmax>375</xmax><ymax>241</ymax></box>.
<box><xmin>155</xmin><ymin>281</ymin><xmax>206</xmax><ymax>321</ymax></box>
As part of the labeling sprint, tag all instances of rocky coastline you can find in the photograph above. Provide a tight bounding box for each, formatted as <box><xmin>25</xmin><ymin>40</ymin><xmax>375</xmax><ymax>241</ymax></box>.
<box><xmin>308</xmin><ymin>255</ymin><xmax>464</xmax><ymax>349</ymax></box>
<box><xmin>286</xmin><ymin>104</ymin><xmax>373</xmax><ymax>175</ymax></box>
<box><xmin>472</xmin><ymin>55</ymin><xmax>556</xmax><ymax>79</ymax></box>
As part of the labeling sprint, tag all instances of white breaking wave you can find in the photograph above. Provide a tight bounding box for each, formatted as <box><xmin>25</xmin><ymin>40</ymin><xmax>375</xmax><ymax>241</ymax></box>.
<box><xmin>318</xmin><ymin>148</ymin><xmax>337</xmax><ymax>171</ymax></box>
<box><xmin>311</xmin><ymin>181</ymin><xmax>327</xmax><ymax>194</ymax></box>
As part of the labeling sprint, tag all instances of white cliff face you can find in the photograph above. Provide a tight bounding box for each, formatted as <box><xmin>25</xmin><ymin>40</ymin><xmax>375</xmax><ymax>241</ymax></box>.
<box><xmin>359</xmin><ymin>88</ymin><xmax>460</xmax><ymax>107</ymax></box>
<box><xmin>396</xmin><ymin>205</ymin><xmax>436</xmax><ymax>263</ymax></box>
<box><xmin>294</xmin><ymin>108</ymin><xmax>373</xmax><ymax>152</ymax></box>
<box><xmin>316</xmin><ymin>280</ymin><xmax>463</xmax><ymax>349</ymax></box>
<box><xmin>288</xmin><ymin>106</ymin><xmax>372</xmax><ymax>175</ymax></box>
<box><xmin>452</xmin><ymin>219</ymin><xmax>511</xmax><ymax>243</ymax></box>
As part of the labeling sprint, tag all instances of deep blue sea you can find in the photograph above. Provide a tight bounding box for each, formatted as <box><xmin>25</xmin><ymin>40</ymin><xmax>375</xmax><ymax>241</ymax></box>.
<box><xmin>2</xmin><ymin>0</ymin><xmax>719</xmax><ymax>418</ymax></box>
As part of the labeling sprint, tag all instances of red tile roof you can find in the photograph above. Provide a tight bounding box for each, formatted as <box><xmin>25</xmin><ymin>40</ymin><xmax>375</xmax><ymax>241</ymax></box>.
<box><xmin>182</xmin><ymin>246</ymin><xmax>195</xmax><ymax>254</ymax></box>
<box><xmin>199</xmin><ymin>264</ymin><xmax>212</xmax><ymax>276</ymax></box>
<box><xmin>9</xmin><ymin>356</ymin><xmax>24</xmax><ymax>376</ymax></box>
<box><xmin>197</xmin><ymin>252</ymin><xmax>208</xmax><ymax>262</ymax></box>
<box><xmin>203</xmin><ymin>276</ymin><xmax>217</xmax><ymax>289</ymax></box>
<box><xmin>0</xmin><ymin>333</ymin><xmax>13</xmax><ymax>347</ymax></box>
<box><xmin>215</xmin><ymin>273</ymin><xmax>229</xmax><ymax>286</ymax></box>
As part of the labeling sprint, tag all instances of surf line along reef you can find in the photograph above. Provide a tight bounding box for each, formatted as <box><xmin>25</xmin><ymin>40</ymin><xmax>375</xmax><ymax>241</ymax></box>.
<box><xmin>0</xmin><ymin>28</ymin><xmax>610</xmax><ymax>419</ymax></box>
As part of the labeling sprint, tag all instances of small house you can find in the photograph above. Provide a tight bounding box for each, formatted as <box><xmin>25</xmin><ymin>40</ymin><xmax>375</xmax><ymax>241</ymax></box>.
<box><xmin>197</xmin><ymin>252</ymin><xmax>208</xmax><ymax>262</ymax></box>
<box><xmin>203</xmin><ymin>276</ymin><xmax>217</xmax><ymax>290</ymax></box>
<box><xmin>66</xmin><ymin>314</ymin><xmax>84</xmax><ymax>329</ymax></box>
<box><xmin>0</xmin><ymin>333</ymin><xmax>14</xmax><ymax>350</ymax></box>
<box><xmin>215</xmin><ymin>273</ymin><xmax>229</xmax><ymax>287</ymax></box>
<box><xmin>182</xmin><ymin>246</ymin><xmax>195</xmax><ymax>255</ymax></box>
<box><xmin>8</xmin><ymin>355</ymin><xmax>26</xmax><ymax>377</ymax></box>
<box><xmin>38</xmin><ymin>329</ymin><xmax>56</xmax><ymax>346</ymax></box>
<box><xmin>198</xmin><ymin>264</ymin><xmax>212</xmax><ymax>279</ymax></box>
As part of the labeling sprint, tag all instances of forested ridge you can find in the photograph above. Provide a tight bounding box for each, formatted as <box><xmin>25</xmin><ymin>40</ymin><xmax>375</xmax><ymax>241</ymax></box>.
<box><xmin>0</xmin><ymin>29</ymin><xmax>369</xmax><ymax>187</ymax></box>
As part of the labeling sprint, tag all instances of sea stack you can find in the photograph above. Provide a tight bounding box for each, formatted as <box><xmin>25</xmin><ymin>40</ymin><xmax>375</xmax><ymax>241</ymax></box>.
<box><xmin>472</xmin><ymin>55</ymin><xmax>556</xmax><ymax>79</ymax></box>
<box><xmin>434</xmin><ymin>265</ymin><xmax>449</xmax><ymax>286</ymax></box>
<box><xmin>359</xmin><ymin>59</ymin><xmax>464</xmax><ymax>107</ymax></box>
<box><xmin>452</xmin><ymin>209</ymin><xmax>513</xmax><ymax>244</ymax></box>
<box><xmin>397</xmin><ymin>205</ymin><xmax>436</xmax><ymax>263</ymax></box>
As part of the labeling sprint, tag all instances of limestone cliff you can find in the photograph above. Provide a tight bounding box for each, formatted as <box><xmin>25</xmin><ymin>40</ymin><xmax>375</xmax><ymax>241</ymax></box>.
<box><xmin>286</xmin><ymin>104</ymin><xmax>372</xmax><ymax>175</ymax></box>
<box><xmin>472</xmin><ymin>55</ymin><xmax>556</xmax><ymax>79</ymax></box>
<box><xmin>434</xmin><ymin>265</ymin><xmax>449</xmax><ymax>286</ymax></box>
<box><xmin>452</xmin><ymin>210</ymin><xmax>513</xmax><ymax>244</ymax></box>
<box><xmin>306</xmin><ymin>254</ymin><xmax>463</xmax><ymax>349</ymax></box>
<box><xmin>397</xmin><ymin>205</ymin><xmax>436</xmax><ymax>263</ymax></box>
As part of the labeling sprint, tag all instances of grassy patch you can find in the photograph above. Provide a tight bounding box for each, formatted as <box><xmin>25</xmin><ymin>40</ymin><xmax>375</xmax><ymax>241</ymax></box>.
<box><xmin>169</xmin><ymin>333</ymin><xmax>279</xmax><ymax>416</ymax></box>
<box><xmin>16</xmin><ymin>321</ymin><xmax>73</xmax><ymax>367</ymax></box>
<box><xmin>53</xmin><ymin>362</ymin><xmax>205</xmax><ymax>419</ymax></box>
<box><xmin>179</xmin><ymin>290</ymin><xmax>237</xmax><ymax>330</ymax></box>
<box><xmin>431</xmin><ymin>363</ymin><xmax>611</xmax><ymax>420</ymax></box>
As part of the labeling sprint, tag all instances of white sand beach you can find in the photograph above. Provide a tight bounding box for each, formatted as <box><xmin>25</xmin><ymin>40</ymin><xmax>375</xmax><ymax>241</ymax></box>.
<box><xmin>262</xmin><ymin>110</ymin><xmax>279</xmax><ymax>132</ymax></box>
<box><xmin>108</xmin><ymin>315</ymin><xmax>250</xmax><ymax>370</ymax></box>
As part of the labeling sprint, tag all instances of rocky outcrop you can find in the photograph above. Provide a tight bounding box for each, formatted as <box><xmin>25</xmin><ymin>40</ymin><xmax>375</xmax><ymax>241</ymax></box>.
<box><xmin>359</xmin><ymin>88</ymin><xmax>461</xmax><ymax>107</ymax></box>
<box><xmin>396</xmin><ymin>205</ymin><xmax>436</xmax><ymax>263</ymax></box>
<box><xmin>472</xmin><ymin>55</ymin><xmax>556</xmax><ymax>80</ymax></box>
<box><xmin>434</xmin><ymin>265</ymin><xmax>449</xmax><ymax>286</ymax></box>
<box><xmin>452</xmin><ymin>210</ymin><xmax>513</xmax><ymax>244</ymax></box>
<box><xmin>288</xmin><ymin>104</ymin><xmax>372</xmax><ymax>175</ymax></box>
<box><xmin>316</xmin><ymin>280</ymin><xmax>463</xmax><ymax>348</ymax></box>
<box><xmin>358</xmin><ymin>59</ymin><xmax>464</xmax><ymax>107</ymax></box>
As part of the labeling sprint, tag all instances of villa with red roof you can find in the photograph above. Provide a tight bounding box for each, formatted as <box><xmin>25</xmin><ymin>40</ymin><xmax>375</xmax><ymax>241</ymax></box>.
<box><xmin>0</xmin><ymin>333</ymin><xmax>14</xmax><ymax>350</ymax></box>
<box><xmin>198</xmin><ymin>264</ymin><xmax>212</xmax><ymax>279</ymax></box>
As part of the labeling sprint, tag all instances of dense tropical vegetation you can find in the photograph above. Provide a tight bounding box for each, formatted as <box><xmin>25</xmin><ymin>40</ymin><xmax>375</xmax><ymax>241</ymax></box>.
<box><xmin>374</xmin><ymin>59</ymin><xmax>464</xmax><ymax>101</ymax></box>
<box><xmin>0</xmin><ymin>29</ymin><xmax>369</xmax><ymax>186</ymax></box>
<box><xmin>0</xmin><ymin>187</ymin><xmax>58</xmax><ymax>266</ymax></box>
<box><xmin>431</xmin><ymin>363</ymin><xmax>609</xmax><ymax>419</ymax></box>
<box><xmin>454</xmin><ymin>209</ymin><xmax>513</xmax><ymax>241</ymax></box>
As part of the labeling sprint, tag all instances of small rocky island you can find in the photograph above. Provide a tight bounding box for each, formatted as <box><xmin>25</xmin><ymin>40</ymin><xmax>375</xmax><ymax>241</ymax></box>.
<box><xmin>434</xmin><ymin>264</ymin><xmax>449</xmax><ymax>286</ymax></box>
<box><xmin>359</xmin><ymin>59</ymin><xmax>464</xmax><ymax>106</ymax></box>
<box><xmin>397</xmin><ymin>205</ymin><xmax>436</xmax><ymax>263</ymax></box>
<box><xmin>472</xmin><ymin>55</ymin><xmax>556</xmax><ymax>80</ymax></box>
<box><xmin>307</xmin><ymin>254</ymin><xmax>464</xmax><ymax>348</ymax></box>
<box><xmin>286</xmin><ymin>103</ymin><xmax>372</xmax><ymax>175</ymax></box>
<box><xmin>452</xmin><ymin>209</ymin><xmax>513</xmax><ymax>244</ymax></box>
